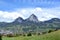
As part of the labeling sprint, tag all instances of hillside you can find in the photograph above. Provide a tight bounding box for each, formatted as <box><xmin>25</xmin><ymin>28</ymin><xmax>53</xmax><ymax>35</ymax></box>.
<box><xmin>3</xmin><ymin>30</ymin><xmax>60</xmax><ymax>40</ymax></box>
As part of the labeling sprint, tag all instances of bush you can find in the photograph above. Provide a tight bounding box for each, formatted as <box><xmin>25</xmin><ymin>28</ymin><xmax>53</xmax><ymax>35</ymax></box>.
<box><xmin>27</xmin><ymin>33</ymin><xmax>32</xmax><ymax>36</ymax></box>
<box><xmin>0</xmin><ymin>35</ymin><xmax>2</xmax><ymax>40</ymax></box>
<box><xmin>37</xmin><ymin>33</ymin><xmax>41</xmax><ymax>35</ymax></box>
<box><xmin>48</xmin><ymin>30</ymin><xmax>53</xmax><ymax>33</ymax></box>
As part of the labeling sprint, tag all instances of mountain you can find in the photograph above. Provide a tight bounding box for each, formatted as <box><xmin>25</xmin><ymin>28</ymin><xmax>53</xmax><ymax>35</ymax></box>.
<box><xmin>0</xmin><ymin>14</ymin><xmax>60</xmax><ymax>34</ymax></box>
<box><xmin>50</xmin><ymin>18</ymin><xmax>60</xmax><ymax>22</ymax></box>
<box><xmin>44</xmin><ymin>18</ymin><xmax>60</xmax><ymax>23</ymax></box>
<box><xmin>26</xmin><ymin>14</ymin><xmax>39</xmax><ymax>22</ymax></box>
<box><xmin>13</xmin><ymin>17</ymin><xmax>24</xmax><ymax>24</ymax></box>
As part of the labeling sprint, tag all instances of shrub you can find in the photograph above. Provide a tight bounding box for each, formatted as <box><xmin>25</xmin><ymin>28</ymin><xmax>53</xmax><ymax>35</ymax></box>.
<box><xmin>27</xmin><ymin>33</ymin><xmax>32</xmax><ymax>36</ymax></box>
<box><xmin>48</xmin><ymin>30</ymin><xmax>53</xmax><ymax>33</ymax></box>
<box><xmin>0</xmin><ymin>35</ymin><xmax>2</xmax><ymax>40</ymax></box>
<box><xmin>37</xmin><ymin>33</ymin><xmax>41</xmax><ymax>35</ymax></box>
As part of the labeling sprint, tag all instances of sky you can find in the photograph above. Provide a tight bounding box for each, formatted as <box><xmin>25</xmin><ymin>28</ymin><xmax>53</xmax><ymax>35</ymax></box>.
<box><xmin>0</xmin><ymin>0</ymin><xmax>60</xmax><ymax>22</ymax></box>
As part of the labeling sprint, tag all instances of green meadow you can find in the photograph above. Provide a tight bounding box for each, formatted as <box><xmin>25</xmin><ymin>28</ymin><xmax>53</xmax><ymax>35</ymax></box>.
<box><xmin>2</xmin><ymin>30</ymin><xmax>60</xmax><ymax>40</ymax></box>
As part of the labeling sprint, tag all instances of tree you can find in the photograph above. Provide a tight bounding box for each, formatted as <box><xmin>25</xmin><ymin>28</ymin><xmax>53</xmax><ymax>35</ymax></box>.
<box><xmin>0</xmin><ymin>35</ymin><xmax>2</xmax><ymax>40</ymax></box>
<box><xmin>27</xmin><ymin>33</ymin><xmax>32</xmax><ymax>36</ymax></box>
<box><xmin>48</xmin><ymin>30</ymin><xmax>53</xmax><ymax>33</ymax></box>
<box><xmin>37</xmin><ymin>33</ymin><xmax>41</xmax><ymax>35</ymax></box>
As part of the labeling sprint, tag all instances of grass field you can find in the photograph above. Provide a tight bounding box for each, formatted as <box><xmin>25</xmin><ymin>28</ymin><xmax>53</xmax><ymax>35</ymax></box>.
<box><xmin>2</xmin><ymin>30</ymin><xmax>60</xmax><ymax>40</ymax></box>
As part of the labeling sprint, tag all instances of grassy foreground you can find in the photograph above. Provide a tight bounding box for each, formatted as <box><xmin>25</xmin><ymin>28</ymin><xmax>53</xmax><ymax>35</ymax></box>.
<box><xmin>3</xmin><ymin>30</ymin><xmax>60</xmax><ymax>40</ymax></box>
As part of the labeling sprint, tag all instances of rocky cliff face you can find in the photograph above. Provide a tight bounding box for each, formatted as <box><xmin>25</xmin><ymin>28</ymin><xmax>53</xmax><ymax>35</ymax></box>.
<box><xmin>26</xmin><ymin>14</ymin><xmax>39</xmax><ymax>22</ymax></box>
<box><xmin>13</xmin><ymin>17</ymin><xmax>24</xmax><ymax>23</ymax></box>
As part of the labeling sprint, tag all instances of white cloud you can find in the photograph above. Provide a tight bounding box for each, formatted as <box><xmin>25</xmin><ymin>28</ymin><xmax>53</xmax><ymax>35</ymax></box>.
<box><xmin>0</xmin><ymin>11</ymin><xmax>24</xmax><ymax>22</ymax></box>
<box><xmin>0</xmin><ymin>7</ymin><xmax>60</xmax><ymax>22</ymax></box>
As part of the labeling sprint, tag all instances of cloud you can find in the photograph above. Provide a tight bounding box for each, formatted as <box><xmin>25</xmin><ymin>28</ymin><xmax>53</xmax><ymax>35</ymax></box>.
<box><xmin>0</xmin><ymin>7</ymin><xmax>60</xmax><ymax>22</ymax></box>
<box><xmin>0</xmin><ymin>11</ymin><xmax>24</xmax><ymax>22</ymax></box>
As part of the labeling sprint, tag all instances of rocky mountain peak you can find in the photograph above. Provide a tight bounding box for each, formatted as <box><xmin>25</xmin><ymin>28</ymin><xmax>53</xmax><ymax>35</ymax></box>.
<box><xmin>26</xmin><ymin>14</ymin><xmax>39</xmax><ymax>22</ymax></box>
<box><xmin>14</xmin><ymin>17</ymin><xmax>24</xmax><ymax>23</ymax></box>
